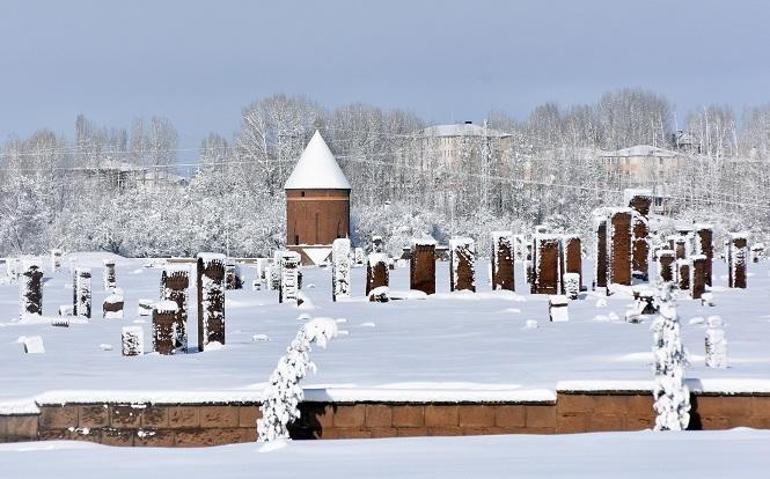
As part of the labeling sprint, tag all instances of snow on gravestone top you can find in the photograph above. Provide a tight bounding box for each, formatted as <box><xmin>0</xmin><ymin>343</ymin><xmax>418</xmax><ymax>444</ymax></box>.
<box><xmin>411</xmin><ymin>236</ymin><xmax>437</xmax><ymax>247</ymax></box>
<box><xmin>196</xmin><ymin>253</ymin><xmax>226</xmax><ymax>264</ymax></box>
<box><xmin>283</xmin><ymin>130</ymin><xmax>351</xmax><ymax>190</ymax></box>
<box><xmin>448</xmin><ymin>237</ymin><xmax>474</xmax><ymax>249</ymax></box>
<box><xmin>730</xmin><ymin>232</ymin><xmax>750</xmax><ymax>240</ymax></box>
<box><xmin>154</xmin><ymin>300</ymin><xmax>179</xmax><ymax>313</ymax></box>
<box><xmin>367</xmin><ymin>253</ymin><xmax>388</xmax><ymax>266</ymax></box>
<box><xmin>623</xmin><ymin>188</ymin><xmax>652</xmax><ymax>204</ymax></box>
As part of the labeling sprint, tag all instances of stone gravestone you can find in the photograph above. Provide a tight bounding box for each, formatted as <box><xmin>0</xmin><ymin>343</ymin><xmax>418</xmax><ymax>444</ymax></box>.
<box><xmin>161</xmin><ymin>265</ymin><xmax>190</xmax><ymax>352</ymax></box>
<box><xmin>562</xmin><ymin>234</ymin><xmax>582</xmax><ymax>292</ymax></box>
<box><xmin>608</xmin><ymin>209</ymin><xmax>633</xmax><ymax>286</ymax></box>
<box><xmin>153</xmin><ymin>301</ymin><xmax>180</xmax><ymax>355</ymax></box>
<box><xmin>196</xmin><ymin>253</ymin><xmax>226</xmax><ymax>351</ymax></box>
<box><xmin>690</xmin><ymin>255</ymin><xmax>707</xmax><ymax>299</ymax></box>
<box><xmin>449</xmin><ymin>237</ymin><xmax>476</xmax><ymax>292</ymax></box>
<box><xmin>410</xmin><ymin>238</ymin><xmax>436</xmax><ymax>295</ymax></box>
<box><xmin>532</xmin><ymin>234</ymin><xmax>561</xmax><ymax>295</ymax></box>
<box><xmin>728</xmin><ymin>233</ymin><xmax>748</xmax><ymax>289</ymax></box>
<box><xmin>366</xmin><ymin>253</ymin><xmax>389</xmax><ymax>300</ymax></box>
<box><xmin>491</xmin><ymin>231</ymin><xmax>515</xmax><ymax>291</ymax></box>
<box><xmin>20</xmin><ymin>260</ymin><xmax>43</xmax><ymax>318</ymax></box>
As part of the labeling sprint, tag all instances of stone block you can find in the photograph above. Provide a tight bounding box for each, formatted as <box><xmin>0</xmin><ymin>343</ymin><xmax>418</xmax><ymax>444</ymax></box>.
<box><xmin>110</xmin><ymin>405</ymin><xmax>142</xmax><ymax>428</ymax></box>
<box><xmin>39</xmin><ymin>405</ymin><xmax>79</xmax><ymax>429</ymax></box>
<box><xmin>100</xmin><ymin>427</ymin><xmax>134</xmax><ymax>446</ymax></box>
<box><xmin>369</xmin><ymin>427</ymin><xmax>399</xmax><ymax>438</ymax></box>
<box><xmin>333</xmin><ymin>405</ymin><xmax>366</xmax><ymax>428</ymax></box>
<box><xmin>4</xmin><ymin>415</ymin><xmax>38</xmax><ymax>440</ymax></box>
<box><xmin>425</xmin><ymin>405</ymin><xmax>459</xmax><ymax>427</ymax></box>
<box><xmin>175</xmin><ymin>427</ymin><xmax>242</xmax><ymax>447</ymax></box>
<box><xmin>396</xmin><ymin>427</ymin><xmax>428</xmax><ymax>437</ymax></box>
<box><xmin>557</xmin><ymin>394</ymin><xmax>595</xmax><ymax>414</ymax></box>
<box><xmin>392</xmin><ymin>405</ymin><xmax>425</xmax><ymax>427</ymax></box>
<box><xmin>134</xmin><ymin>429</ymin><xmax>175</xmax><ymax>447</ymax></box>
<box><xmin>458</xmin><ymin>405</ymin><xmax>495</xmax><ymax>428</ymax></box>
<box><xmin>495</xmin><ymin>405</ymin><xmax>526</xmax><ymax>428</ymax></box>
<box><xmin>587</xmin><ymin>414</ymin><xmax>624</xmax><ymax>431</ymax></box>
<box><xmin>79</xmin><ymin>405</ymin><xmax>109</xmax><ymax>428</ymax></box>
<box><xmin>141</xmin><ymin>406</ymin><xmax>169</xmax><ymax>428</ymax></box>
<box><xmin>556</xmin><ymin>413</ymin><xmax>588</xmax><ymax>433</ymax></box>
<box><xmin>199</xmin><ymin>406</ymin><xmax>239</xmax><ymax>428</ymax></box>
<box><xmin>168</xmin><ymin>406</ymin><xmax>200</xmax><ymax>428</ymax></box>
<box><xmin>238</xmin><ymin>406</ymin><xmax>261</xmax><ymax>428</ymax></box>
<box><xmin>525</xmin><ymin>405</ymin><xmax>557</xmax><ymax>428</ymax></box>
<box><xmin>427</xmin><ymin>427</ymin><xmax>463</xmax><ymax>436</ymax></box>
<box><xmin>365</xmin><ymin>404</ymin><xmax>392</xmax><ymax>427</ymax></box>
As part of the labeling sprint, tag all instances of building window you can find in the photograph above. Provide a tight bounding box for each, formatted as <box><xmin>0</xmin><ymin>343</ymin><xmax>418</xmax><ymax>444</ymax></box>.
<box><xmin>301</xmin><ymin>191</ymin><xmax>305</xmax><ymax>197</ymax></box>
<box><xmin>294</xmin><ymin>234</ymin><xmax>299</xmax><ymax>245</ymax></box>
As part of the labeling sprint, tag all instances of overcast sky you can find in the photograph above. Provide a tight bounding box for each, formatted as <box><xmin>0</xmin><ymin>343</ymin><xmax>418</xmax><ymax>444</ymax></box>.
<box><xmin>2</xmin><ymin>0</ymin><xmax>770</xmax><ymax>146</ymax></box>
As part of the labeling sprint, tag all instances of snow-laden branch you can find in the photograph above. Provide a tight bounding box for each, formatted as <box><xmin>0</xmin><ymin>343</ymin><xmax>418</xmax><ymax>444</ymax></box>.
<box><xmin>257</xmin><ymin>317</ymin><xmax>338</xmax><ymax>443</ymax></box>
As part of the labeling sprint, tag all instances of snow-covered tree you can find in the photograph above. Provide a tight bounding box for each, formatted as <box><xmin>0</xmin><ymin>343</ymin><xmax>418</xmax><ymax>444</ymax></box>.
<box><xmin>651</xmin><ymin>285</ymin><xmax>691</xmax><ymax>431</ymax></box>
<box><xmin>257</xmin><ymin>318</ymin><xmax>338</xmax><ymax>443</ymax></box>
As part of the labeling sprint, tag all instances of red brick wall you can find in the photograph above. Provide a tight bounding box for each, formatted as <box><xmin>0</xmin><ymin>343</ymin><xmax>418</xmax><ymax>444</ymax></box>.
<box><xmin>286</xmin><ymin>189</ymin><xmax>350</xmax><ymax>246</ymax></box>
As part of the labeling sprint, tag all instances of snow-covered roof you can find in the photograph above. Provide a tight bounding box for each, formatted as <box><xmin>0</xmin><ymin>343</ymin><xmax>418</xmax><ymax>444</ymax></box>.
<box><xmin>421</xmin><ymin>123</ymin><xmax>511</xmax><ymax>138</ymax></box>
<box><xmin>600</xmin><ymin>145</ymin><xmax>679</xmax><ymax>158</ymax></box>
<box><xmin>284</xmin><ymin>131</ymin><xmax>351</xmax><ymax>190</ymax></box>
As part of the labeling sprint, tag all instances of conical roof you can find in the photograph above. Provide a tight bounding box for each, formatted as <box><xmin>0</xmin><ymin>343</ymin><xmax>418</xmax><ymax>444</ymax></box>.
<box><xmin>284</xmin><ymin>130</ymin><xmax>351</xmax><ymax>190</ymax></box>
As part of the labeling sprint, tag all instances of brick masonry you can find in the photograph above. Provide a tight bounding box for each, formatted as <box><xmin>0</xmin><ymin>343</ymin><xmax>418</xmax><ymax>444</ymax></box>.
<box><xmin>3</xmin><ymin>391</ymin><xmax>770</xmax><ymax>446</ymax></box>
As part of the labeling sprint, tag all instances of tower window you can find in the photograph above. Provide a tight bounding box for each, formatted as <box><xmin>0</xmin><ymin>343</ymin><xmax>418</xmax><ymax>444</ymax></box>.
<box><xmin>301</xmin><ymin>191</ymin><xmax>305</xmax><ymax>197</ymax></box>
<box><xmin>294</xmin><ymin>235</ymin><xmax>299</xmax><ymax>245</ymax></box>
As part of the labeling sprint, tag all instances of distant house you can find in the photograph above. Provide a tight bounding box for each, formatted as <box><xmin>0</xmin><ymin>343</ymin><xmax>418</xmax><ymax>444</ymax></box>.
<box><xmin>418</xmin><ymin>121</ymin><xmax>513</xmax><ymax>170</ymax></box>
<box><xmin>73</xmin><ymin>159</ymin><xmax>187</xmax><ymax>189</ymax></box>
<box><xmin>600</xmin><ymin>145</ymin><xmax>686</xmax><ymax>214</ymax></box>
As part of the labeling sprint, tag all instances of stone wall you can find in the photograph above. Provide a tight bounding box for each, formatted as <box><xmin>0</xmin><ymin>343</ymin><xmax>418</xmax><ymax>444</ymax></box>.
<box><xmin>2</xmin><ymin>391</ymin><xmax>770</xmax><ymax>447</ymax></box>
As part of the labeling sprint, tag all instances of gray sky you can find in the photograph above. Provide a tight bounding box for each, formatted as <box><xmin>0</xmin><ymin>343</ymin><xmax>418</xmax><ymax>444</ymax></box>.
<box><xmin>2</xmin><ymin>0</ymin><xmax>770</xmax><ymax>146</ymax></box>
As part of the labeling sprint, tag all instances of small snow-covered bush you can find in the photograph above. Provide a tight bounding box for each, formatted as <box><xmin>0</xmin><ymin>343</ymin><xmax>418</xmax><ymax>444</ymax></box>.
<box><xmin>705</xmin><ymin>316</ymin><xmax>728</xmax><ymax>369</ymax></box>
<box><xmin>257</xmin><ymin>318</ymin><xmax>338</xmax><ymax>443</ymax></box>
<box><xmin>651</xmin><ymin>285</ymin><xmax>690</xmax><ymax>431</ymax></box>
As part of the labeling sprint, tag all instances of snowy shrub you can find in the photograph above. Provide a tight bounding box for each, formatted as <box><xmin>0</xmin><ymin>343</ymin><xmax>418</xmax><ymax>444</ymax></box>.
<box><xmin>20</xmin><ymin>260</ymin><xmax>43</xmax><ymax>318</ymax></box>
<box><xmin>121</xmin><ymin>326</ymin><xmax>144</xmax><ymax>356</ymax></box>
<box><xmin>257</xmin><ymin>318</ymin><xmax>338</xmax><ymax>443</ymax></box>
<box><xmin>651</xmin><ymin>285</ymin><xmax>690</xmax><ymax>431</ymax></box>
<box><xmin>331</xmin><ymin>238</ymin><xmax>352</xmax><ymax>301</ymax></box>
<box><xmin>563</xmin><ymin>273</ymin><xmax>580</xmax><ymax>300</ymax></box>
<box><xmin>74</xmin><ymin>267</ymin><xmax>92</xmax><ymax>319</ymax></box>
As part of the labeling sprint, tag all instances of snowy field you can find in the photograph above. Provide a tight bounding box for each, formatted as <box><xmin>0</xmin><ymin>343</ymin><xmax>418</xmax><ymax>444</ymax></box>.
<box><xmin>1</xmin><ymin>252</ymin><xmax>770</xmax><ymax>405</ymax></box>
<box><xmin>2</xmin><ymin>429</ymin><xmax>768</xmax><ymax>478</ymax></box>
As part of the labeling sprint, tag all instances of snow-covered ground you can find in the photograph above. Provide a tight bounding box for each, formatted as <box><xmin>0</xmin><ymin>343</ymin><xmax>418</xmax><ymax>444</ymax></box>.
<box><xmin>1</xmin><ymin>252</ymin><xmax>770</xmax><ymax>404</ymax></box>
<box><xmin>2</xmin><ymin>429</ymin><xmax>767</xmax><ymax>478</ymax></box>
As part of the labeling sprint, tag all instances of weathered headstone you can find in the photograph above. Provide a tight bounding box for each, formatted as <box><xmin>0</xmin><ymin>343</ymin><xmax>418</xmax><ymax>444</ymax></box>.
<box><xmin>332</xmin><ymin>238</ymin><xmax>352</xmax><ymax>301</ymax></box>
<box><xmin>593</xmin><ymin>210</ymin><xmax>609</xmax><ymax>289</ymax></box>
<box><xmin>278</xmin><ymin>251</ymin><xmax>302</xmax><ymax>303</ymax></box>
<box><xmin>372</xmin><ymin>235</ymin><xmax>385</xmax><ymax>253</ymax></box>
<box><xmin>410</xmin><ymin>238</ymin><xmax>436</xmax><ymax>295</ymax></box>
<box><xmin>20</xmin><ymin>260</ymin><xmax>43</xmax><ymax>318</ymax></box>
<box><xmin>608</xmin><ymin>208</ymin><xmax>633</xmax><ymax>286</ymax></box>
<box><xmin>690</xmin><ymin>255</ymin><xmax>707</xmax><ymax>299</ymax></box>
<box><xmin>656</xmin><ymin>249</ymin><xmax>675</xmax><ymax>283</ymax></box>
<box><xmin>74</xmin><ymin>267</ymin><xmax>92</xmax><ymax>319</ymax></box>
<box><xmin>627</xmin><ymin>190</ymin><xmax>651</xmax><ymax>280</ymax></box>
<box><xmin>153</xmin><ymin>301</ymin><xmax>180</xmax><ymax>355</ymax></box>
<box><xmin>491</xmin><ymin>231</ymin><xmax>515</xmax><ymax>291</ymax></box>
<box><xmin>366</xmin><ymin>253</ymin><xmax>389</xmax><ymax>298</ymax></box>
<box><xmin>50</xmin><ymin>249</ymin><xmax>62</xmax><ymax>272</ymax></box>
<box><xmin>694</xmin><ymin>225</ymin><xmax>714</xmax><ymax>286</ymax></box>
<box><xmin>122</xmin><ymin>326</ymin><xmax>144</xmax><ymax>356</ymax></box>
<box><xmin>549</xmin><ymin>295</ymin><xmax>569</xmax><ymax>322</ymax></box>
<box><xmin>225</xmin><ymin>263</ymin><xmax>243</xmax><ymax>290</ymax></box>
<box><xmin>449</xmin><ymin>237</ymin><xmax>475</xmax><ymax>292</ymax></box>
<box><xmin>561</xmin><ymin>234</ymin><xmax>582</xmax><ymax>292</ymax></box>
<box><xmin>161</xmin><ymin>265</ymin><xmax>190</xmax><ymax>352</ymax></box>
<box><xmin>728</xmin><ymin>232</ymin><xmax>748</xmax><ymax>289</ymax></box>
<box><xmin>103</xmin><ymin>259</ymin><xmax>117</xmax><ymax>291</ymax></box>
<box><xmin>532</xmin><ymin>234</ymin><xmax>561</xmax><ymax>295</ymax></box>
<box><xmin>103</xmin><ymin>290</ymin><xmax>124</xmax><ymax>319</ymax></box>
<box><xmin>196</xmin><ymin>253</ymin><xmax>226</xmax><ymax>351</ymax></box>
<box><xmin>677</xmin><ymin>259</ymin><xmax>691</xmax><ymax>290</ymax></box>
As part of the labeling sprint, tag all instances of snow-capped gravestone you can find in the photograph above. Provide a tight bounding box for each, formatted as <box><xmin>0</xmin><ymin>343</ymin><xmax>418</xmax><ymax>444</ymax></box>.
<box><xmin>677</xmin><ymin>259</ymin><xmax>691</xmax><ymax>290</ymax></box>
<box><xmin>562</xmin><ymin>234</ymin><xmax>582</xmax><ymax>292</ymax></box>
<box><xmin>656</xmin><ymin>249</ymin><xmax>675</xmax><ymax>283</ymax></box>
<box><xmin>257</xmin><ymin>317</ymin><xmax>338</xmax><ymax>443</ymax></box>
<box><xmin>74</xmin><ymin>267</ymin><xmax>92</xmax><ymax>319</ymax></box>
<box><xmin>102</xmin><ymin>290</ymin><xmax>124</xmax><ymax>320</ymax></box>
<box><xmin>121</xmin><ymin>326</ymin><xmax>144</xmax><ymax>357</ymax></box>
<box><xmin>50</xmin><ymin>249</ymin><xmax>62</xmax><ymax>272</ymax></box>
<box><xmin>705</xmin><ymin>316</ymin><xmax>727</xmax><ymax>369</ymax></box>
<box><xmin>690</xmin><ymin>255</ymin><xmax>707</xmax><ymax>300</ymax></box>
<box><xmin>593</xmin><ymin>210</ymin><xmax>609</xmax><ymax>289</ymax></box>
<box><xmin>103</xmin><ymin>259</ymin><xmax>117</xmax><ymax>291</ymax></box>
<box><xmin>491</xmin><ymin>231</ymin><xmax>515</xmax><ymax>291</ymax></box>
<box><xmin>532</xmin><ymin>234</ymin><xmax>561</xmax><ymax>295</ymax></box>
<box><xmin>608</xmin><ymin>208</ymin><xmax>633</xmax><ymax>286</ymax></box>
<box><xmin>410</xmin><ymin>238</ymin><xmax>436</xmax><ymax>295</ymax></box>
<box><xmin>751</xmin><ymin>243</ymin><xmax>765</xmax><ymax>263</ymax></box>
<box><xmin>549</xmin><ymin>295</ymin><xmax>569</xmax><ymax>322</ymax></box>
<box><xmin>20</xmin><ymin>260</ymin><xmax>43</xmax><ymax>318</ymax></box>
<box><xmin>449</xmin><ymin>237</ymin><xmax>475</xmax><ymax>292</ymax></box>
<box><xmin>563</xmin><ymin>273</ymin><xmax>580</xmax><ymax>300</ymax></box>
<box><xmin>331</xmin><ymin>238</ymin><xmax>352</xmax><ymax>302</ymax></box>
<box><xmin>278</xmin><ymin>251</ymin><xmax>302</xmax><ymax>304</ymax></box>
<box><xmin>366</xmin><ymin>253</ymin><xmax>389</xmax><ymax>300</ymax></box>
<box><xmin>372</xmin><ymin>235</ymin><xmax>385</xmax><ymax>253</ymax></box>
<box><xmin>728</xmin><ymin>233</ymin><xmax>748</xmax><ymax>289</ymax></box>
<box><xmin>694</xmin><ymin>225</ymin><xmax>714</xmax><ymax>286</ymax></box>
<box><xmin>225</xmin><ymin>263</ymin><xmax>243</xmax><ymax>290</ymax></box>
<box><xmin>20</xmin><ymin>335</ymin><xmax>45</xmax><ymax>354</ymax></box>
<box><xmin>652</xmin><ymin>286</ymin><xmax>691</xmax><ymax>431</ymax></box>
<box><xmin>153</xmin><ymin>301</ymin><xmax>180</xmax><ymax>355</ymax></box>
<box><xmin>6</xmin><ymin>257</ymin><xmax>20</xmax><ymax>282</ymax></box>
<box><xmin>668</xmin><ymin>235</ymin><xmax>688</xmax><ymax>260</ymax></box>
<box><xmin>627</xmin><ymin>189</ymin><xmax>651</xmax><ymax>281</ymax></box>
<box><xmin>196</xmin><ymin>253</ymin><xmax>226</xmax><ymax>351</ymax></box>
<box><xmin>161</xmin><ymin>265</ymin><xmax>190</xmax><ymax>352</ymax></box>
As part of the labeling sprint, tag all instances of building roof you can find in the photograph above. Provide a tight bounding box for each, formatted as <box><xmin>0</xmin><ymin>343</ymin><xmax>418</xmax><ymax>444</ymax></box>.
<box><xmin>421</xmin><ymin>123</ymin><xmax>511</xmax><ymax>138</ymax></box>
<box><xmin>600</xmin><ymin>145</ymin><xmax>679</xmax><ymax>158</ymax></box>
<box><xmin>284</xmin><ymin>130</ymin><xmax>351</xmax><ymax>190</ymax></box>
